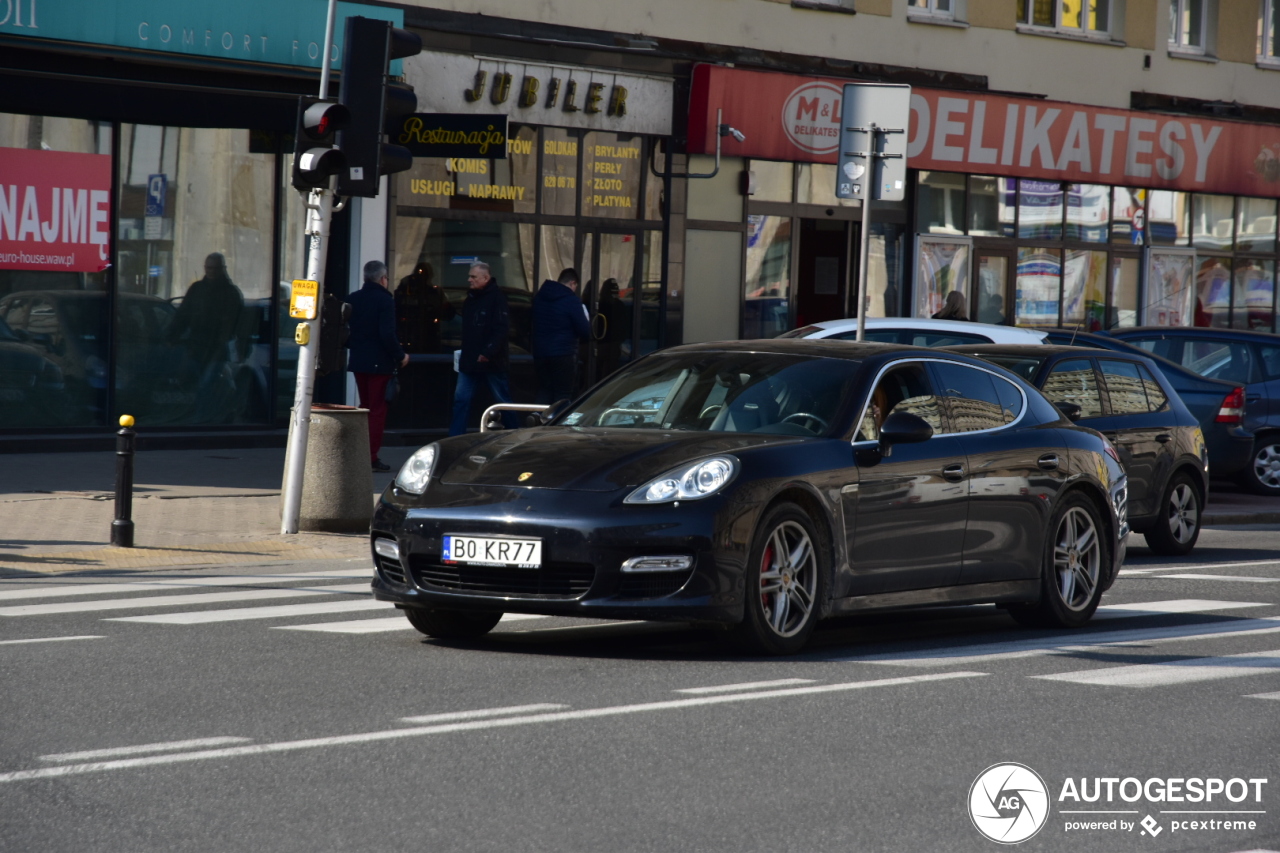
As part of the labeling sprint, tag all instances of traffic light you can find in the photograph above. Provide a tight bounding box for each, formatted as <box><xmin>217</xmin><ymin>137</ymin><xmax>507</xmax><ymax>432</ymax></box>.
<box><xmin>291</xmin><ymin>97</ymin><xmax>350</xmax><ymax>191</ymax></box>
<box><xmin>336</xmin><ymin>16</ymin><xmax>423</xmax><ymax>198</ymax></box>
<box><xmin>316</xmin><ymin>294</ymin><xmax>350</xmax><ymax>376</ymax></box>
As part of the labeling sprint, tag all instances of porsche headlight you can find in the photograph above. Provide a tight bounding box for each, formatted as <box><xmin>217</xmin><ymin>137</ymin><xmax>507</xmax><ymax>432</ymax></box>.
<box><xmin>625</xmin><ymin>456</ymin><xmax>737</xmax><ymax>504</ymax></box>
<box><xmin>394</xmin><ymin>444</ymin><xmax>438</xmax><ymax>495</ymax></box>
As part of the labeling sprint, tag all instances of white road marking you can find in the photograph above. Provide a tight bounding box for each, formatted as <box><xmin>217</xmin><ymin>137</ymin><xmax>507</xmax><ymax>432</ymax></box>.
<box><xmin>1095</xmin><ymin>599</ymin><xmax>1269</xmax><ymax>617</ymax></box>
<box><xmin>0</xmin><ymin>671</ymin><xmax>986</xmax><ymax>784</ymax></box>
<box><xmin>399</xmin><ymin>704</ymin><xmax>569</xmax><ymax>724</ymax></box>
<box><xmin>1032</xmin><ymin>648</ymin><xmax>1280</xmax><ymax>688</ymax></box>
<box><xmin>0</xmin><ymin>635</ymin><xmax>103</xmax><ymax>646</ymax></box>
<box><xmin>1244</xmin><ymin>691</ymin><xmax>1280</xmax><ymax>701</ymax></box>
<box><xmin>1120</xmin><ymin>559</ymin><xmax>1280</xmax><ymax>575</ymax></box>
<box><xmin>274</xmin><ymin>612</ymin><xmax>549</xmax><ymax>634</ymax></box>
<box><xmin>675</xmin><ymin>678</ymin><xmax>817</xmax><ymax>694</ymax></box>
<box><xmin>39</xmin><ymin>737</ymin><xmax>252</xmax><ymax>762</ymax></box>
<box><xmin>1151</xmin><ymin>574</ymin><xmax>1280</xmax><ymax>584</ymax></box>
<box><xmin>107</xmin><ymin>599</ymin><xmax>392</xmax><ymax>624</ymax></box>
<box><xmin>0</xmin><ymin>569</ymin><xmax>367</xmax><ymax>601</ymax></box>
<box><xmin>0</xmin><ymin>584</ymin><xmax>372</xmax><ymax>617</ymax></box>
<box><xmin>840</xmin><ymin>617</ymin><xmax>1280</xmax><ymax>667</ymax></box>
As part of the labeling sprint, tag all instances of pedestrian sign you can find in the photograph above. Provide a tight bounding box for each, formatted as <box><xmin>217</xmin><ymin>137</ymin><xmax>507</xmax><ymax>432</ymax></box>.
<box><xmin>289</xmin><ymin>279</ymin><xmax>320</xmax><ymax>320</ymax></box>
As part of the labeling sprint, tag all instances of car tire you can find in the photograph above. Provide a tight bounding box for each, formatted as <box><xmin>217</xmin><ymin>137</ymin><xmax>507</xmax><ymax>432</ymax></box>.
<box><xmin>1238</xmin><ymin>437</ymin><xmax>1280</xmax><ymax>496</ymax></box>
<box><xmin>403</xmin><ymin>607</ymin><xmax>503</xmax><ymax>639</ymax></box>
<box><xmin>1143</xmin><ymin>472</ymin><xmax>1202</xmax><ymax>556</ymax></box>
<box><xmin>732</xmin><ymin>502</ymin><xmax>825</xmax><ymax>655</ymax></box>
<box><xmin>1009</xmin><ymin>492</ymin><xmax>1109</xmax><ymax>629</ymax></box>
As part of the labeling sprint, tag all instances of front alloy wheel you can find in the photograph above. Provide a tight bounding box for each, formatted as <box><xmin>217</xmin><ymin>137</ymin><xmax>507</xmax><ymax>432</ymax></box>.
<box><xmin>733</xmin><ymin>504</ymin><xmax>824</xmax><ymax>655</ymax></box>
<box><xmin>1053</xmin><ymin>506</ymin><xmax>1101</xmax><ymax>612</ymax></box>
<box><xmin>1009</xmin><ymin>492</ymin><xmax>1108</xmax><ymax>629</ymax></box>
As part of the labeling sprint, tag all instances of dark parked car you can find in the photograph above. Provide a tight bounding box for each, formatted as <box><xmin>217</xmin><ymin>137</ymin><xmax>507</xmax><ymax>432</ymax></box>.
<box><xmin>1106</xmin><ymin>327</ymin><xmax>1280</xmax><ymax>495</ymax></box>
<box><xmin>370</xmin><ymin>340</ymin><xmax>1128</xmax><ymax>654</ymax></box>
<box><xmin>1044</xmin><ymin>329</ymin><xmax>1253</xmax><ymax>481</ymax></box>
<box><xmin>0</xmin><ymin>314</ymin><xmax>67</xmax><ymax>427</ymax></box>
<box><xmin>949</xmin><ymin>345</ymin><xmax>1208</xmax><ymax>556</ymax></box>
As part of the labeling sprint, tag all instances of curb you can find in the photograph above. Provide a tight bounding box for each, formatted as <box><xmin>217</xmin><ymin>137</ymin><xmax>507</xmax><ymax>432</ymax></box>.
<box><xmin>1202</xmin><ymin>512</ymin><xmax>1280</xmax><ymax>526</ymax></box>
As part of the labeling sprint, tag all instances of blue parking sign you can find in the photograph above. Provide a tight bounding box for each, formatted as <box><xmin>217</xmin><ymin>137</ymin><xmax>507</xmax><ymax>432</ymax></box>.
<box><xmin>145</xmin><ymin>174</ymin><xmax>167</xmax><ymax>217</ymax></box>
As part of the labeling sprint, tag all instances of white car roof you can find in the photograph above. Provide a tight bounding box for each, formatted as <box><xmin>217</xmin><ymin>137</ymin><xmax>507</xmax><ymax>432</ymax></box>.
<box><xmin>798</xmin><ymin>317</ymin><xmax>1048</xmax><ymax>344</ymax></box>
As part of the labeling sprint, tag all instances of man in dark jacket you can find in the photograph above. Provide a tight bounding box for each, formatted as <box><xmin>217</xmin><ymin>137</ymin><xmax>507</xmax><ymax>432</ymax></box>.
<box><xmin>531</xmin><ymin>267</ymin><xmax>590</xmax><ymax>405</ymax></box>
<box><xmin>450</xmin><ymin>262</ymin><xmax>516</xmax><ymax>435</ymax></box>
<box><xmin>344</xmin><ymin>260</ymin><xmax>408</xmax><ymax>471</ymax></box>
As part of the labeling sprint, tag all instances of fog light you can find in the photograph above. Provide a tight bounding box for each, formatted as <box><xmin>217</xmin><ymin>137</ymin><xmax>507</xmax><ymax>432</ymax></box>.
<box><xmin>621</xmin><ymin>555</ymin><xmax>693</xmax><ymax>573</ymax></box>
<box><xmin>373</xmin><ymin>538</ymin><xmax>400</xmax><ymax>561</ymax></box>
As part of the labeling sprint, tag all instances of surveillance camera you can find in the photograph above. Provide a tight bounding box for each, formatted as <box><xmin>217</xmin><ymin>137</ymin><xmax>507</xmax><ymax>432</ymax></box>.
<box><xmin>729</xmin><ymin>128</ymin><xmax>746</xmax><ymax>143</ymax></box>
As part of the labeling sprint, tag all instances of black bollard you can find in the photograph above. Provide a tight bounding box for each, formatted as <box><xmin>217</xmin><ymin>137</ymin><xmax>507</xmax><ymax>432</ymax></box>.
<box><xmin>111</xmin><ymin>415</ymin><xmax>136</xmax><ymax>547</ymax></box>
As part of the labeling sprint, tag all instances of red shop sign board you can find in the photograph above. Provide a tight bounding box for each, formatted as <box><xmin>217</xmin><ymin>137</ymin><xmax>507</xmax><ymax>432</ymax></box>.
<box><xmin>689</xmin><ymin>64</ymin><xmax>1280</xmax><ymax>199</ymax></box>
<box><xmin>0</xmin><ymin>148</ymin><xmax>113</xmax><ymax>273</ymax></box>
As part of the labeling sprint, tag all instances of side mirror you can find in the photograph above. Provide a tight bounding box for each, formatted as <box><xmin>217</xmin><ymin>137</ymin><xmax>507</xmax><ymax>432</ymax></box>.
<box><xmin>878</xmin><ymin>411</ymin><xmax>934</xmax><ymax>457</ymax></box>
<box><xmin>1053</xmin><ymin>400</ymin><xmax>1083</xmax><ymax>422</ymax></box>
<box><xmin>526</xmin><ymin>398</ymin><xmax>570</xmax><ymax>427</ymax></box>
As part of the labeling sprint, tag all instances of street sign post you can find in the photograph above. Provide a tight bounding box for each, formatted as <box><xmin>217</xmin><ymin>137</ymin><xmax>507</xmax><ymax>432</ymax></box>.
<box><xmin>837</xmin><ymin>82</ymin><xmax>911</xmax><ymax>340</ymax></box>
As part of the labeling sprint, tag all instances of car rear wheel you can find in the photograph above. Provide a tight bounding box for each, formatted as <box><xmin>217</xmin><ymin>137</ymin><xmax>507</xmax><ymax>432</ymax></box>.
<box><xmin>404</xmin><ymin>607</ymin><xmax>503</xmax><ymax>639</ymax></box>
<box><xmin>1009</xmin><ymin>493</ymin><xmax>1108</xmax><ymax>629</ymax></box>
<box><xmin>1143</xmin><ymin>472</ymin><xmax>1201</xmax><ymax>556</ymax></box>
<box><xmin>732</xmin><ymin>503</ymin><xmax>825</xmax><ymax>655</ymax></box>
<box><xmin>1239</xmin><ymin>437</ymin><xmax>1280</xmax><ymax>496</ymax></box>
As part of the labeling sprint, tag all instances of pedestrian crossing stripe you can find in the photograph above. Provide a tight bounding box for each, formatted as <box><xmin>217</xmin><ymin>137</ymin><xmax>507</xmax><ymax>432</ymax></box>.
<box><xmin>1032</xmin><ymin>648</ymin><xmax>1280</xmax><ymax>688</ymax></box>
<box><xmin>273</xmin><ymin>612</ymin><xmax>548</xmax><ymax>633</ymax></box>
<box><xmin>0</xmin><ymin>569</ymin><xmax>367</xmax><ymax>602</ymax></box>
<box><xmin>0</xmin><ymin>583</ymin><xmax>372</xmax><ymax>617</ymax></box>
<box><xmin>105</xmin><ymin>599</ymin><xmax>392</xmax><ymax>624</ymax></box>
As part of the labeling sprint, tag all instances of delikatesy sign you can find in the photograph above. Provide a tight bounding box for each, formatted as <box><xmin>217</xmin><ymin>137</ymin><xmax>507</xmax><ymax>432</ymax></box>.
<box><xmin>0</xmin><ymin>0</ymin><xmax>401</xmax><ymax>70</ymax></box>
<box><xmin>688</xmin><ymin>64</ymin><xmax>1280</xmax><ymax>199</ymax></box>
<box><xmin>0</xmin><ymin>148</ymin><xmax>112</xmax><ymax>273</ymax></box>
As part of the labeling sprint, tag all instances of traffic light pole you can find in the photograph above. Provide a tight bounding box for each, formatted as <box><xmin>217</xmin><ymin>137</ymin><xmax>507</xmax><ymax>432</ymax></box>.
<box><xmin>281</xmin><ymin>0</ymin><xmax>339</xmax><ymax>535</ymax></box>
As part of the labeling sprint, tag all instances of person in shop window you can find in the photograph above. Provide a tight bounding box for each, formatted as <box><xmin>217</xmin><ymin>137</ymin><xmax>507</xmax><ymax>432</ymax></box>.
<box><xmin>170</xmin><ymin>252</ymin><xmax>245</xmax><ymax>419</ymax></box>
<box><xmin>932</xmin><ymin>290</ymin><xmax>970</xmax><ymax>321</ymax></box>
<box><xmin>595</xmin><ymin>279</ymin><xmax>627</xmax><ymax>378</ymax></box>
<box><xmin>394</xmin><ymin>261</ymin><xmax>454</xmax><ymax>353</ymax></box>
<box><xmin>345</xmin><ymin>260</ymin><xmax>409</xmax><ymax>472</ymax></box>
<box><xmin>531</xmin><ymin>267</ymin><xmax>590</xmax><ymax>405</ymax></box>
<box><xmin>450</xmin><ymin>263</ymin><xmax>517</xmax><ymax>435</ymax></box>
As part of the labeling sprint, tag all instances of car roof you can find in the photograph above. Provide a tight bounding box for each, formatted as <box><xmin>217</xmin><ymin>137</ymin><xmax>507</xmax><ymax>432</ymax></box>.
<box><xmin>661</xmin><ymin>339</ymin><xmax>911</xmax><ymax>361</ymax></box>
<box><xmin>1113</xmin><ymin>326</ymin><xmax>1280</xmax><ymax>341</ymax></box>
<box><xmin>801</xmin><ymin>317</ymin><xmax>1048</xmax><ymax>343</ymax></box>
<box><xmin>945</xmin><ymin>343</ymin><xmax>1150</xmax><ymax>361</ymax></box>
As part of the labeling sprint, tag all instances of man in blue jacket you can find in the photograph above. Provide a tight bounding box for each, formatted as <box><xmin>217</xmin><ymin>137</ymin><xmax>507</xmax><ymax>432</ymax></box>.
<box><xmin>531</xmin><ymin>267</ymin><xmax>590</xmax><ymax>405</ymax></box>
<box><xmin>450</xmin><ymin>262</ymin><xmax>516</xmax><ymax>435</ymax></box>
<box><xmin>344</xmin><ymin>260</ymin><xmax>407</xmax><ymax>471</ymax></box>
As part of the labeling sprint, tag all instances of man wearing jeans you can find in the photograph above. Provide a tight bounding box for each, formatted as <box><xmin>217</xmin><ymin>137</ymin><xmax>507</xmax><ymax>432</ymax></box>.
<box><xmin>450</xmin><ymin>262</ymin><xmax>517</xmax><ymax>435</ymax></box>
<box><xmin>345</xmin><ymin>260</ymin><xmax>408</xmax><ymax>470</ymax></box>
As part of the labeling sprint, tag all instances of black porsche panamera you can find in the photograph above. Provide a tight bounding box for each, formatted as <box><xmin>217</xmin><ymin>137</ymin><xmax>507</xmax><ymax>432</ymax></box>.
<box><xmin>369</xmin><ymin>340</ymin><xmax>1129</xmax><ymax>654</ymax></box>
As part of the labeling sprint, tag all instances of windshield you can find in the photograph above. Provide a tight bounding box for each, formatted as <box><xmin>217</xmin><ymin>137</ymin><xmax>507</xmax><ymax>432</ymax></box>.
<box><xmin>976</xmin><ymin>354</ymin><xmax>1045</xmax><ymax>381</ymax></box>
<box><xmin>558</xmin><ymin>351</ymin><xmax>860</xmax><ymax>437</ymax></box>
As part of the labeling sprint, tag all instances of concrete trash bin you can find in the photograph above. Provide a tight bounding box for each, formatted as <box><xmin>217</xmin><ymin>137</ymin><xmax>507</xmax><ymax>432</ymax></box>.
<box><xmin>284</xmin><ymin>404</ymin><xmax>375</xmax><ymax>533</ymax></box>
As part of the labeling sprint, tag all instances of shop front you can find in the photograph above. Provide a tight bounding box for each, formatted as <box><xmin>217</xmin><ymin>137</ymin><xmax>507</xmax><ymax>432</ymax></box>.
<box><xmin>687</xmin><ymin>64</ymin><xmax>1280</xmax><ymax>336</ymax></box>
<box><xmin>0</xmin><ymin>0</ymin><xmax>400</xmax><ymax>442</ymax></box>
<box><xmin>384</xmin><ymin>50</ymin><xmax>674</xmax><ymax>432</ymax></box>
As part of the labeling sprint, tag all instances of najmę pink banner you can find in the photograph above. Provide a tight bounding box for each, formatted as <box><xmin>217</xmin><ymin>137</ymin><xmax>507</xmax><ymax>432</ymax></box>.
<box><xmin>0</xmin><ymin>148</ymin><xmax>112</xmax><ymax>273</ymax></box>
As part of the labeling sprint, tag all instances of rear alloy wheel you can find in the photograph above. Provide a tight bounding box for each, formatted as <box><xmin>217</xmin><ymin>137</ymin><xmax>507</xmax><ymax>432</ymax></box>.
<box><xmin>1143</xmin><ymin>473</ymin><xmax>1201</xmax><ymax>556</ymax></box>
<box><xmin>1010</xmin><ymin>493</ymin><xmax>1108</xmax><ymax>629</ymax></box>
<box><xmin>404</xmin><ymin>607</ymin><xmax>503</xmax><ymax>639</ymax></box>
<box><xmin>733</xmin><ymin>503</ymin><xmax>824</xmax><ymax>655</ymax></box>
<box><xmin>1240</xmin><ymin>438</ymin><xmax>1280</xmax><ymax>496</ymax></box>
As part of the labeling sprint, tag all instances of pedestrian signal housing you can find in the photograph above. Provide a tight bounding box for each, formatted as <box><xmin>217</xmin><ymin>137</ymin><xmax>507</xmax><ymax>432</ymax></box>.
<box><xmin>291</xmin><ymin>98</ymin><xmax>350</xmax><ymax>191</ymax></box>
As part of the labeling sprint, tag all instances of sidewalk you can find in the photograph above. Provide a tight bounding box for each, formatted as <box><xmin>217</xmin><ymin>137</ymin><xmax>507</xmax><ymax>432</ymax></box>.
<box><xmin>0</xmin><ymin>445</ymin><xmax>416</xmax><ymax>577</ymax></box>
<box><xmin>2</xmin><ymin>444</ymin><xmax>1277</xmax><ymax>577</ymax></box>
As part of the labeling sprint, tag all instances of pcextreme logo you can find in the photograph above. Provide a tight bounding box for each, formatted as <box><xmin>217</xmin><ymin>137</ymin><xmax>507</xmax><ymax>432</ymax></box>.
<box><xmin>969</xmin><ymin>763</ymin><xmax>1270</xmax><ymax>844</ymax></box>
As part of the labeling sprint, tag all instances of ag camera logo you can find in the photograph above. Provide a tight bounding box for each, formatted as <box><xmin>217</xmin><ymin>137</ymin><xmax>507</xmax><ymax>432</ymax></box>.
<box><xmin>969</xmin><ymin>763</ymin><xmax>1050</xmax><ymax>844</ymax></box>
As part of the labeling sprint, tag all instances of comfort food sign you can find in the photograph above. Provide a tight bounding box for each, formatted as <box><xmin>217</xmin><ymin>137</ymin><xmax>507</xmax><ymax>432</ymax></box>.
<box><xmin>689</xmin><ymin>64</ymin><xmax>1280</xmax><ymax>198</ymax></box>
<box><xmin>0</xmin><ymin>148</ymin><xmax>112</xmax><ymax>273</ymax></box>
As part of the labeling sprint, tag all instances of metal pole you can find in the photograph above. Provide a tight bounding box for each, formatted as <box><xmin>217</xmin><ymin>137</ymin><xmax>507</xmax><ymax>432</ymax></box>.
<box><xmin>111</xmin><ymin>415</ymin><xmax>136</xmax><ymax>547</ymax></box>
<box><xmin>854</xmin><ymin>123</ymin><xmax>877</xmax><ymax>343</ymax></box>
<box><xmin>281</xmin><ymin>0</ymin><xmax>339</xmax><ymax>535</ymax></box>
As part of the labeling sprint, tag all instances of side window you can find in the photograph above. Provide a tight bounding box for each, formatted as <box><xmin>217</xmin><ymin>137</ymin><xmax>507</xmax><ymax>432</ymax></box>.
<box><xmin>858</xmin><ymin>362</ymin><xmax>946</xmax><ymax>440</ymax></box>
<box><xmin>1261</xmin><ymin>345</ymin><xmax>1280</xmax><ymax>380</ymax></box>
<box><xmin>911</xmin><ymin>331</ymin><xmax>989</xmax><ymax>347</ymax></box>
<box><xmin>1042</xmin><ymin>358</ymin><xmax>1104</xmax><ymax>418</ymax></box>
<box><xmin>1099</xmin><ymin>359</ymin><xmax>1149</xmax><ymax>415</ymax></box>
<box><xmin>991</xmin><ymin>374</ymin><xmax>1025</xmax><ymax>423</ymax></box>
<box><xmin>1184</xmin><ymin>339</ymin><xmax>1255</xmax><ymax>384</ymax></box>
<box><xmin>1128</xmin><ymin>337</ymin><xmax>1179</xmax><ymax>362</ymax></box>
<box><xmin>1135</xmin><ymin>364</ymin><xmax>1169</xmax><ymax>412</ymax></box>
<box><xmin>931</xmin><ymin>362</ymin><xmax>1009</xmax><ymax>432</ymax></box>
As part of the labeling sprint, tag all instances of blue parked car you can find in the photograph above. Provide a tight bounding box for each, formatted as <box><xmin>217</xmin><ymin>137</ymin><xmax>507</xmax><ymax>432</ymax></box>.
<box><xmin>1107</xmin><ymin>327</ymin><xmax>1280</xmax><ymax>496</ymax></box>
<box><xmin>1044</xmin><ymin>329</ymin><xmax>1253</xmax><ymax>485</ymax></box>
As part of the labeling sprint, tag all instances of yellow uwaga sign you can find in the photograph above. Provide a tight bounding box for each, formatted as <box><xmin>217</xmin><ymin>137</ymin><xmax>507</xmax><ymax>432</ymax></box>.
<box><xmin>392</xmin><ymin>113</ymin><xmax>509</xmax><ymax>159</ymax></box>
<box><xmin>289</xmin><ymin>279</ymin><xmax>319</xmax><ymax>320</ymax></box>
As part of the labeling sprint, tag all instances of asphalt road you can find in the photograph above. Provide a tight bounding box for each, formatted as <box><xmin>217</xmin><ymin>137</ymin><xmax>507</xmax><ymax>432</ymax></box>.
<box><xmin>2</xmin><ymin>528</ymin><xmax>1279</xmax><ymax>853</ymax></box>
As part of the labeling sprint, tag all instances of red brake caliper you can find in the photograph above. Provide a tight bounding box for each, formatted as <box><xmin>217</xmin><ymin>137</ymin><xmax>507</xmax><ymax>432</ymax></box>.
<box><xmin>761</xmin><ymin>544</ymin><xmax>774</xmax><ymax>610</ymax></box>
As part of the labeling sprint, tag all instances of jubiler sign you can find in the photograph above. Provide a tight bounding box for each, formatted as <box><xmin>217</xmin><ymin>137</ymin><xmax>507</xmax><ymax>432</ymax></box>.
<box><xmin>689</xmin><ymin>64</ymin><xmax>1280</xmax><ymax>199</ymax></box>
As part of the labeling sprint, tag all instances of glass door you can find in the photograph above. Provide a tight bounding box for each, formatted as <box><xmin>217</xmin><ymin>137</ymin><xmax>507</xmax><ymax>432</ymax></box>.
<box><xmin>580</xmin><ymin>230</ymin><xmax>639</xmax><ymax>386</ymax></box>
<box><xmin>973</xmin><ymin>247</ymin><xmax>1014</xmax><ymax>324</ymax></box>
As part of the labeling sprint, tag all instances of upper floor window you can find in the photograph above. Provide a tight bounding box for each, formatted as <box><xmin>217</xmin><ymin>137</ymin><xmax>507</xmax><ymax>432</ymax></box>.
<box><xmin>1260</xmin><ymin>0</ymin><xmax>1280</xmax><ymax>61</ymax></box>
<box><xmin>1018</xmin><ymin>0</ymin><xmax>1112</xmax><ymax>36</ymax></box>
<box><xmin>1169</xmin><ymin>0</ymin><xmax>1208</xmax><ymax>52</ymax></box>
<box><xmin>909</xmin><ymin>0</ymin><xmax>954</xmax><ymax>19</ymax></box>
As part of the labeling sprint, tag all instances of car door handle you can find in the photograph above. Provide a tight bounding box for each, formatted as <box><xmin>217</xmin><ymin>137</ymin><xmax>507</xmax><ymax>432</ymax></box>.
<box><xmin>1156</xmin><ymin>434</ymin><xmax>1172</xmax><ymax>443</ymax></box>
<box><xmin>942</xmin><ymin>464</ymin><xmax>965</xmax><ymax>481</ymax></box>
<box><xmin>1037</xmin><ymin>454</ymin><xmax>1059</xmax><ymax>470</ymax></box>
